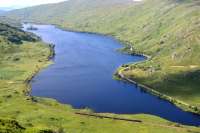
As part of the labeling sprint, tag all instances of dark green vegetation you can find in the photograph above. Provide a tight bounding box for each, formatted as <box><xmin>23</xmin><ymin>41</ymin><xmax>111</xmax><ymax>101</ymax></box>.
<box><xmin>0</xmin><ymin>118</ymin><xmax>25</xmax><ymax>133</ymax></box>
<box><xmin>5</xmin><ymin>0</ymin><xmax>200</xmax><ymax>112</ymax></box>
<box><xmin>0</xmin><ymin>23</ymin><xmax>38</xmax><ymax>44</ymax></box>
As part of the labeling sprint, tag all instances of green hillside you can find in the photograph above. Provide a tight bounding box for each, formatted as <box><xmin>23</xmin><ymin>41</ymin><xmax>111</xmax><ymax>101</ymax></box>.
<box><xmin>0</xmin><ymin>16</ymin><xmax>22</xmax><ymax>28</ymax></box>
<box><xmin>5</xmin><ymin>0</ymin><xmax>134</xmax><ymax>23</ymax></box>
<box><xmin>5</xmin><ymin>0</ymin><xmax>200</xmax><ymax>113</ymax></box>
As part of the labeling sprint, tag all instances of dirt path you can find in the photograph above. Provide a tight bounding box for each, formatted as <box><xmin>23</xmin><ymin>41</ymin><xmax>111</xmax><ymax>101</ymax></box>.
<box><xmin>170</xmin><ymin>65</ymin><xmax>199</xmax><ymax>69</ymax></box>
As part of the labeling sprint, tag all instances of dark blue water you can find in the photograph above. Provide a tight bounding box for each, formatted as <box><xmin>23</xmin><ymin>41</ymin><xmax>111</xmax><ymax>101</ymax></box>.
<box><xmin>24</xmin><ymin>24</ymin><xmax>200</xmax><ymax>126</ymax></box>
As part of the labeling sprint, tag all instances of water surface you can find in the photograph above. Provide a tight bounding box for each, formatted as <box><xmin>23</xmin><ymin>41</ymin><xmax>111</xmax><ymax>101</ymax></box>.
<box><xmin>24</xmin><ymin>24</ymin><xmax>200</xmax><ymax>126</ymax></box>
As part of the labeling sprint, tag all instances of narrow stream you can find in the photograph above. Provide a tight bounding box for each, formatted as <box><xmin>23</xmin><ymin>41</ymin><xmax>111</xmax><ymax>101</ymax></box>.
<box><xmin>24</xmin><ymin>24</ymin><xmax>200</xmax><ymax>126</ymax></box>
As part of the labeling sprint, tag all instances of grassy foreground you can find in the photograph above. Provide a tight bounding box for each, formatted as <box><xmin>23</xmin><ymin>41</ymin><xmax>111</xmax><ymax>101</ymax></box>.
<box><xmin>0</xmin><ymin>24</ymin><xmax>200</xmax><ymax>132</ymax></box>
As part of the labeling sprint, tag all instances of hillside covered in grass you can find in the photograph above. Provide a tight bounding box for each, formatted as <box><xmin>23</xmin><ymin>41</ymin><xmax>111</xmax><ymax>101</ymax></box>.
<box><xmin>0</xmin><ymin>23</ymin><xmax>50</xmax><ymax>132</ymax></box>
<box><xmin>5</xmin><ymin>0</ymin><xmax>200</xmax><ymax>112</ymax></box>
<box><xmin>0</xmin><ymin>16</ymin><xmax>22</xmax><ymax>28</ymax></box>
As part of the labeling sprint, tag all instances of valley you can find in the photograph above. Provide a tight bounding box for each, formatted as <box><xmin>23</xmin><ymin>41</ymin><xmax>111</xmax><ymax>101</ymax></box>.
<box><xmin>0</xmin><ymin>0</ymin><xmax>200</xmax><ymax>132</ymax></box>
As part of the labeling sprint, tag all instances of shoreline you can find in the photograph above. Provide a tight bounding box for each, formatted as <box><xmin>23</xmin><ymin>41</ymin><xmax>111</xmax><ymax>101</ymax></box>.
<box><xmin>22</xmin><ymin>22</ymin><xmax>200</xmax><ymax>120</ymax></box>
<box><xmin>57</xmin><ymin>25</ymin><xmax>200</xmax><ymax>116</ymax></box>
<box><xmin>23</xmin><ymin>43</ymin><xmax>55</xmax><ymax>97</ymax></box>
<box><xmin>52</xmin><ymin>24</ymin><xmax>200</xmax><ymax>115</ymax></box>
<box><xmin>115</xmin><ymin>67</ymin><xmax>200</xmax><ymax>115</ymax></box>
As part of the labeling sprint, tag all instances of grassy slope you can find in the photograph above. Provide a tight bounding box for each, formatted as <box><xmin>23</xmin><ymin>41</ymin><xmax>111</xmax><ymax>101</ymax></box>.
<box><xmin>5</xmin><ymin>0</ymin><xmax>200</xmax><ymax>111</ymax></box>
<box><xmin>1</xmin><ymin>23</ymin><xmax>199</xmax><ymax>132</ymax></box>
<box><xmin>0</xmin><ymin>16</ymin><xmax>22</xmax><ymax>28</ymax></box>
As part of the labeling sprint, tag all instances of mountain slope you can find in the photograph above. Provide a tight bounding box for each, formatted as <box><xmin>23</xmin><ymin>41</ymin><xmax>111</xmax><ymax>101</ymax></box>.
<box><xmin>0</xmin><ymin>16</ymin><xmax>21</xmax><ymax>27</ymax></box>
<box><xmin>0</xmin><ymin>23</ymin><xmax>53</xmax><ymax>132</ymax></box>
<box><xmin>5</xmin><ymin>0</ymin><xmax>200</xmax><ymax>112</ymax></box>
<box><xmin>5</xmin><ymin>0</ymin><xmax>134</xmax><ymax>23</ymax></box>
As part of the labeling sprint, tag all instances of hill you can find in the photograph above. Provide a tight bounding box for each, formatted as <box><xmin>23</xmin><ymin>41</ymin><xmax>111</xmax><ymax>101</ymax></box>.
<box><xmin>0</xmin><ymin>16</ymin><xmax>21</xmax><ymax>27</ymax></box>
<box><xmin>5</xmin><ymin>0</ymin><xmax>135</xmax><ymax>23</ymax></box>
<box><xmin>0</xmin><ymin>23</ymin><xmax>52</xmax><ymax>132</ymax></box>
